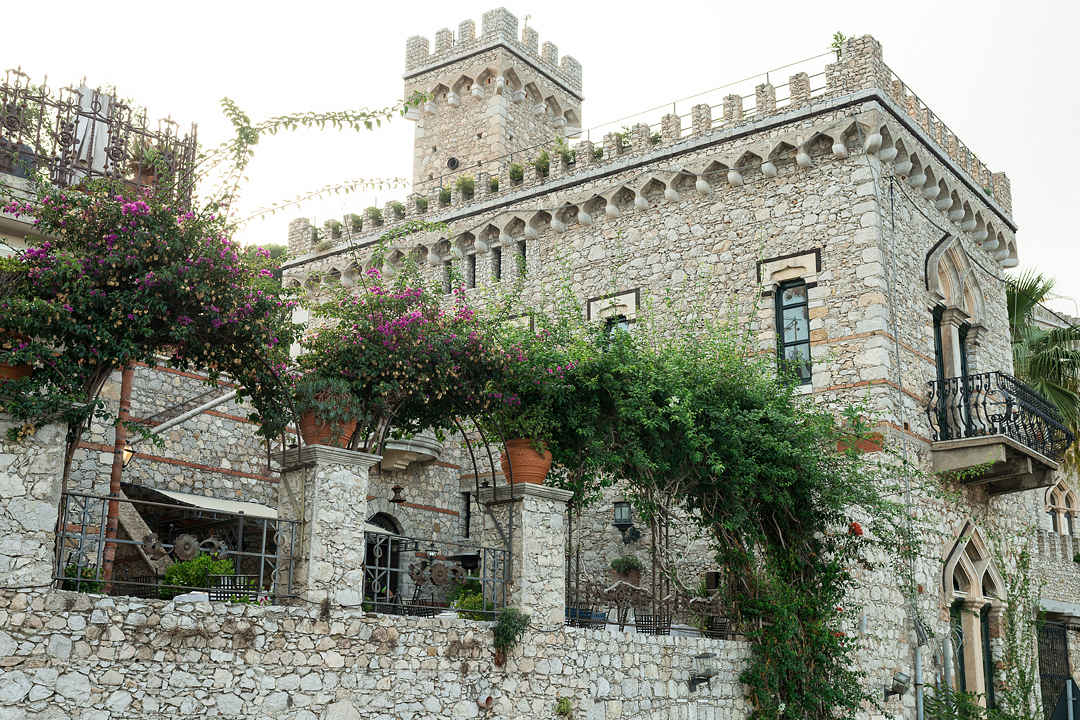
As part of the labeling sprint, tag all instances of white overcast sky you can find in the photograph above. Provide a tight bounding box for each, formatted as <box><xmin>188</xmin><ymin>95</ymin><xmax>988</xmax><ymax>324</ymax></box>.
<box><xmin>6</xmin><ymin>1</ymin><xmax>1078</xmax><ymax>313</ymax></box>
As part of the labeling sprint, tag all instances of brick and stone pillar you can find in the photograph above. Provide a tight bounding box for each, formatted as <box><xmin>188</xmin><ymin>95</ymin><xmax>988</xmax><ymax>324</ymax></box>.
<box><xmin>789</xmin><ymin>73</ymin><xmax>811</xmax><ymax>108</ymax></box>
<box><xmin>277</xmin><ymin>446</ymin><xmax>381</xmax><ymax>606</ymax></box>
<box><xmin>479</xmin><ymin>483</ymin><xmax>573</xmax><ymax>626</ymax></box>
<box><xmin>660</xmin><ymin>113</ymin><xmax>681</xmax><ymax>143</ymax></box>
<box><xmin>287</xmin><ymin>218</ymin><xmax>313</xmax><ymax>256</ymax></box>
<box><xmin>691</xmin><ymin>104</ymin><xmax>712</xmax><ymax>135</ymax></box>
<box><xmin>755</xmin><ymin>83</ymin><xmax>776</xmax><ymax>115</ymax></box>
<box><xmin>0</xmin><ymin>419</ymin><xmax>63</xmax><ymax>589</ymax></box>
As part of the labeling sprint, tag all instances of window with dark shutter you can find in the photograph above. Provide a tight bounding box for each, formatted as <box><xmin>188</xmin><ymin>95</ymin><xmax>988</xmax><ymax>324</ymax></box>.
<box><xmin>776</xmin><ymin>280</ymin><xmax>811</xmax><ymax>384</ymax></box>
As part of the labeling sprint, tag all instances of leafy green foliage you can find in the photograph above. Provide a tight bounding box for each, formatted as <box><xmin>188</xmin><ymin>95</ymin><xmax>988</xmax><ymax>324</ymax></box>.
<box><xmin>365</xmin><ymin>206</ymin><xmax>383</xmax><ymax>226</ymax></box>
<box><xmin>989</xmin><ymin>547</ymin><xmax>1043</xmax><ymax>719</ymax></box>
<box><xmin>292</xmin><ymin>373</ymin><xmax>361</xmax><ymax>437</ymax></box>
<box><xmin>61</xmin><ymin>564</ymin><xmax>103</xmax><ymax>593</ymax></box>
<box><xmin>452</xmin><ymin>590</ymin><xmax>491</xmax><ymax>620</ymax></box>
<box><xmin>508</xmin><ymin>163</ymin><xmax>524</xmax><ymax>183</ymax></box>
<box><xmin>438</xmin><ymin>187</ymin><xmax>452</xmax><ymax>206</ymax></box>
<box><xmin>346</xmin><ymin>213</ymin><xmax>363</xmax><ymax>233</ymax></box>
<box><xmin>161</xmin><ymin>553</ymin><xmax>235</xmax><ymax>600</ymax></box>
<box><xmin>388</xmin><ymin>201</ymin><xmax>405</xmax><ymax>220</ymax></box>
<box><xmin>592</xmin><ymin>147</ymin><xmax>604</xmax><ymax>161</ymax></box>
<box><xmin>831</xmin><ymin>32</ymin><xmax>848</xmax><ymax>60</ymax></box>
<box><xmin>492</xmin><ymin>607</ymin><xmax>530</xmax><ymax>656</ymax></box>
<box><xmin>323</xmin><ymin>219</ymin><xmax>343</xmax><ymax>239</ymax></box>
<box><xmin>924</xmin><ymin>687</ymin><xmax>988</xmax><ymax>720</ymax></box>
<box><xmin>554</xmin><ymin>136</ymin><xmax>576</xmax><ymax>166</ymax></box>
<box><xmin>489</xmin><ymin>176</ymin><xmax>499</xmax><ymax>193</ymax></box>
<box><xmin>609</xmin><ymin>555</ymin><xmax>643</xmax><ymax>575</ymax></box>
<box><xmin>415</xmin><ymin>196</ymin><xmax>428</xmax><ymax>213</ymax></box>
<box><xmin>554</xmin><ymin>697</ymin><xmax>574</xmax><ymax>717</ymax></box>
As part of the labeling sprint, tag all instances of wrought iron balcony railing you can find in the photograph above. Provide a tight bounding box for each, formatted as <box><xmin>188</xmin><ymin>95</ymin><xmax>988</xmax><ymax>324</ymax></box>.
<box><xmin>927</xmin><ymin>371</ymin><xmax>1074</xmax><ymax>461</ymax></box>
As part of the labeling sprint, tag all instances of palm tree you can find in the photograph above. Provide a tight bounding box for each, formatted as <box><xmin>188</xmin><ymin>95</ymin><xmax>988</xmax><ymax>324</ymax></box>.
<box><xmin>1006</xmin><ymin>270</ymin><xmax>1080</xmax><ymax>465</ymax></box>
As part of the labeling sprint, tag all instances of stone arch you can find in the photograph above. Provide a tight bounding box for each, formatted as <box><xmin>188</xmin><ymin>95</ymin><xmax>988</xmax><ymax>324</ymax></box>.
<box><xmin>430</xmin><ymin>82</ymin><xmax>449</xmax><ymax>104</ymax></box>
<box><xmin>670</xmin><ymin>170</ymin><xmax>697</xmax><ymax>194</ymax></box>
<box><xmin>639</xmin><ymin>177</ymin><xmax>666</xmax><ymax>204</ymax></box>
<box><xmin>582</xmin><ymin>195</ymin><xmax>606</xmax><ymax>220</ymax></box>
<box><xmin>479</xmin><ymin>223</ymin><xmax>501</xmax><ymax>250</ymax></box>
<box><xmin>524</xmin><ymin>81</ymin><xmax>543</xmax><ymax>105</ymax></box>
<box><xmin>527</xmin><ymin>211</ymin><xmax>551</xmax><ymax>236</ymax></box>
<box><xmin>502</xmin><ymin>69</ymin><xmax>522</xmax><ymax>93</ymax></box>
<box><xmin>927</xmin><ymin>241</ymin><xmax>986</xmax><ymax>325</ymax></box>
<box><xmin>554</xmin><ymin>203</ymin><xmax>578</xmax><ymax>228</ymax></box>
<box><xmin>563</xmin><ymin>109</ymin><xmax>580</xmax><ymax>132</ymax></box>
<box><xmin>286</xmin><ymin>278</ymin><xmax>301</xmax><ymax>289</ymax></box>
<box><xmin>475</xmin><ymin>67</ymin><xmax>497</xmax><ymax>88</ymax></box>
<box><xmin>451</xmin><ymin>74</ymin><xmax>473</xmax><ymax>96</ymax></box>
<box><xmin>1046</xmin><ymin>481</ymin><xmax>1078</xmax><ymax>535</ymax></box>
<box><xmin>608</xmin><ymin>186</ymin><xmax>635</xmax><ymax>212</ymax></box>
<box><xmin>502</xmin><ymin>216</ymin><xmax>526</xmax><ymax>238</ymax></box>
<box><xmin>942</xmin><ymin>521</ymin><xmax>1005</xmax><ymax>607</ymax></box>
<box><xmin>700</xmin><ymin>160</ymin><xmax>727</xmax><ymax>189</ymax></box>
<box><xmin>765</xmin><ymin>140</ymin><xmax>797</xmax><ymax>164</ymax></box>
<box><xmin>324</xmin><ymin>268</ymin><xmax>341</xmax><ymax>286</ymax></box>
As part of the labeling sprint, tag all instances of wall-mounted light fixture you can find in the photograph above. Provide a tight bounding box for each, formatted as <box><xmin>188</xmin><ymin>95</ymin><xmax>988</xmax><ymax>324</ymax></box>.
<box><xmin>612</xmin><ymin>501</ymin><xmax>641</xmax><ymax>544</ymax></box>
<box><xmin>390</xmin><ymin>485</ymin><xmax>406</xmax><ymax>504</ymax></box>
<box><xmin>689</xmin><ymin>652</ymin><xmax>717</xmax><ymax>691</ymax></box>
<box><xmin>121</xmin><ymin>443</ymin><xmax>135</xmax><ymax>468</ymax></box>
<box><xmin>884</xmin><ymin>671</ymin><xmax>910</xmax><ymax>700</ymax></box>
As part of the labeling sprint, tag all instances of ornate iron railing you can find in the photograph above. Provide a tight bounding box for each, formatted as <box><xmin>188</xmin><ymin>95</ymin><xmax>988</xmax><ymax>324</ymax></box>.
<box><xmin>0</xmin><ymin>67</ymin><xmax>196</xmax><ymax>197</ymax></box>
<box><xmin>362</xmin><ymin>531</ymin><xmax>509</xmax><ymax>618</ymax></box>
<box><xmin>926</xmin><ymin>371</ymin><xmax>1074</xmax><ymax>461</ymax></box>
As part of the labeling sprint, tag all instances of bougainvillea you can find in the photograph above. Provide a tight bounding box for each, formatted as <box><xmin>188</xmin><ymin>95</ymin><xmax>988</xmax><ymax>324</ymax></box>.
<box><xmin>0</xmin><ymin>178</ymin><xmax>300</xmax><ymax>474</ymax></box>
<box><xmin>299</xmin><ymin>267</ymin><xmax>510</xmax><ymax>453</ymax></box>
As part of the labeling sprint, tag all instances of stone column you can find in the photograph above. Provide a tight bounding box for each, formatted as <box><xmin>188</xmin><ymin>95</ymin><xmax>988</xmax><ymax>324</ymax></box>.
<box><xmin>959</xmin><ymin>600</ymin><xmax>987</xmax><ymax>702</ymax></box>
<box><xmin>755</xmin><ymin>83</ymin><xmax>776</xmax><ymax>115</ymax></box>
<box><xmin>939</xmin><ymin>307</ymin><xmax>970</xmax><ymax>379</ymax></box>
<box><xmin>0</xmin><ymin>419</ymin><xmax>63</xmax><ymax>590</ymax></box>
<box><xmin>691</xmin><ymin>104</ymin><xmax>712</xmax><ymax>135</ymax></box>
<box><xmin>479</xmin><ymin>483</ymin><xmax>572</xmax><ymax>626</ymax></box>
<box><xmin>277</xmin><ymin>446</ymin><xmax>381</xmax><ymax>606</ymax></box>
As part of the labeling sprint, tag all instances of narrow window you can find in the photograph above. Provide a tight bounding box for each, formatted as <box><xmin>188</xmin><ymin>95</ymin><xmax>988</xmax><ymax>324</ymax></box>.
<box><xmin>776</xmin><ymin>280</ymin><xmax>811</xmax><ymax>384</ymax></box>
<box><xmin>467</xmin><ymin>253</ymin><xmax>477</xmax><ymax>289</ymax></box>
<box><xmin>442</xmin><ymin>260</ymin><xmax>452</xmax><ymax>294</ymax></box>
<box><xmin>517</xmin><ymin>239</ymin><xmax>527</xmax><ymax>277</ymax></box>
<box><xmin>980</xmin><ymin>606</ymin><xmax>995</xmax><ymax>707</ymax></box>
<box><xmin>950</xmin><ymin>602</ymin><xmax>967</xmax><ymax>692</ymax></box>
<box><xmin>461</xmin><ymin>492</ymin><xmax>472</xmax><ymax>538</ymax></box>
<box><xmin>492</xmin><ymin>247</ymin><xmax>502</xmax><ymax>282</ymax></box>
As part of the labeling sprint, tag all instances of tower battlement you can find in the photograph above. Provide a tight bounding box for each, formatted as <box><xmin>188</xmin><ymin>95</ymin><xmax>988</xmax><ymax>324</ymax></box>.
<box><xmin>405</xmin><ymin>8</ymin><xmax>582</xmax><ymax>95</ymax></box>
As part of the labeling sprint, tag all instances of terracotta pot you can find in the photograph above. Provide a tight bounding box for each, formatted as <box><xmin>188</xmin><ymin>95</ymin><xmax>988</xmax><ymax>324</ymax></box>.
<box><xmin>499</xmin><ymin>438</ymin><xmax>553</xmax><ymax>485</ymax></box>
<box><xmin>0</xmin><ymin>331</ymin><xmax>31</xmax><ymax>381</ymax></box>
<box><xmin>299</xmin><ymin>411</ymin><xmax>357</xmax><ymax>448</ymax></box>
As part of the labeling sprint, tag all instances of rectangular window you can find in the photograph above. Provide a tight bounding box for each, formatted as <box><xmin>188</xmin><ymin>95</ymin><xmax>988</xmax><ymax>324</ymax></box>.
<box><xmin>980</xmin><ymin>606</ymin><xmax>995</xmax><ymax>708</ymax></box>
<box><xmin>775</xmin><ymin>280</ymin><xmax>812</xmax><ymax>384</ymax></box>
<box><xmin>467</xmin><ymin>253</ymin><xmax>477</xmax><ymax>289</ymax></box>
<box><xmin>950</xmin><ymin>602</ymin><xmax>966</xmax><ymax>692</ymax></box>
<box><xmin>442</xmin><ymin>260</ymin><xmax>452</xmax><ymax>294</ymax></box>
<box><xmin>492</xmin><ymin>247</ymin><xmax>502</xmax><ymax>282</ymax></box>
<box><xmin>517</xmin><ymin>239</ymin><xmax>527</xmax><ymax>277</ymax></box>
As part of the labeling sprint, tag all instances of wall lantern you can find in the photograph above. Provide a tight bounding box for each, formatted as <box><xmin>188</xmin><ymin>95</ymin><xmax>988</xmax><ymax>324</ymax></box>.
<box><xmin>884</xmin><ymin>671</ymin><xmax>910</xmax><ymax>700</ymax></box>
<box><xmin>689</xmin><ymin>652</ymin><xmax>718</xmax><ymax>691</ymax></box>
<box><xmin>390</xmin><ymin>485</ymin><xmax>406</xmax><ymax>504</ymax></box>
<box><xmin>612</xmin><ymin>501</ymin><xmax>641</xmax><ymax>544</ymax></box>
<box><xmin>121</xmin><ymin>443</ymin><xmax>135</xmax><ymax>468</ymax></box>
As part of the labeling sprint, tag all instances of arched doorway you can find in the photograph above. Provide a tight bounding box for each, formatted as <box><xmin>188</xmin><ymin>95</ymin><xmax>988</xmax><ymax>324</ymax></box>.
<box><xmin>364</xmin><ymin>513</ymin><xmax>402</xmax><ymax>609</ymax></box>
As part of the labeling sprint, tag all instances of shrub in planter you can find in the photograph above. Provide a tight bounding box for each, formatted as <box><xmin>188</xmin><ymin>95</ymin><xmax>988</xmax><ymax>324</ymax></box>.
<box><xmin>323</xmin><ymin>219</ymin><xmax>343</xmax><ymax>239</ymax></box>
<box><xmin>508</xmin><ymin>163</ymin><xmax>524</xmax><ymax>184</ymax></box>
<box><xmin>452</xmin><ymin>590</ymin><xmax>491</xmax><ymax>620</ymax></box>
<box><xmin>293</xmin><ymin>374</ymin><xmax>360</xmax><ymax>447</ymax></box>
<box><xmin>438</xmin><ymin>187</ymin><xmax>451</xmax><ymax>206</ymax></box>
<box><xmin>592</xmin><ymin>147</ymin><xmax>604</xmax><ymax>161</ymax></box>
<box><xmin>610</xmin><ymin>555</ymin><xmax>643</xmax><ymax>584</ymax></box>
<box><xmin>161</xmin><ymin>553</ymin><xmax>235</xmax><ymax>600</ymax></box>
<box><xmin>489</xmin><ymin>176</ymin><xmax>499</xmax><ymax>193</ymax></box>
<box><xmin>454</xmin><ymin>174</ymin><xmax>475</xmax><ymax>201</ymax></box>
<box><xmin>365</xmin><ymin>206</ymin><xmax>383</xmax><ymax>226</ymax></box>
<box><xmin>533</xmin><ymin>150</ymin><xmax>550</xmax><ymax>178</ymax></box>
<box><xmin>346</xmin><ymin>213</ymin><xmax>363</xmax><ymax>233</ymax></box>
<box><xmin>415</xmin><ymin>196</ymin><xmax>428</xmax><ymax>213</ymax></box>
<box><xmin>388</xmin><ymin>201</ymin><xmax>405</xmax><ymax>220</ymax></box>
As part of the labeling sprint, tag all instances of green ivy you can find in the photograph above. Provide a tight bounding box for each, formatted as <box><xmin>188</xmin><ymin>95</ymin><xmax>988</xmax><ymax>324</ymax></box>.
<box><xmin>492</xmin><ymin>607</ymin><xmax>530</xmax><ymax>658</ymax></box>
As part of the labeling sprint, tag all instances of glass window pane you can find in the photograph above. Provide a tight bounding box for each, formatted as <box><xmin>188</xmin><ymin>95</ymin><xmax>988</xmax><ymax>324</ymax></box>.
<box><xmin>782</xmin><ymin>307</ymin><xmax>809</xmax><ymax>342</ymax></box>
<box><xmin>781</xmin><ymin>285</ymin><xmax>807</xmax><ymax>306</ymax></box>
<box><xmin>783</xmin><ymin>344</ymin><xmax>811</xmax><ymax>382</ymax></box>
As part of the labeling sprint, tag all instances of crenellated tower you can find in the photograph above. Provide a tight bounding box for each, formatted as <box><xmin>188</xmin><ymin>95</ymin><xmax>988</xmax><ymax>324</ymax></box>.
<box><xmin>403</xmin><ymin>8</ymin><xmax>583</xmax><ymax>193</ymax></box>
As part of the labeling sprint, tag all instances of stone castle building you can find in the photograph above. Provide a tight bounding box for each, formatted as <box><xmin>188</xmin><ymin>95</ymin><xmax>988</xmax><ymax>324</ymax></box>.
<box><xmin>2</xmin><ymin>8</ymin><xmax>1079</xmax><ymax>719</ymax></box>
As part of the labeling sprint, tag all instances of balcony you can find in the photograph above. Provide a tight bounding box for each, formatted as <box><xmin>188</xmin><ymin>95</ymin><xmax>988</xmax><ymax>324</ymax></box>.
<box><xmin>927</xmin><ymin>371</ymin><xmax>1073</xmax><ymax>494</ymax></box>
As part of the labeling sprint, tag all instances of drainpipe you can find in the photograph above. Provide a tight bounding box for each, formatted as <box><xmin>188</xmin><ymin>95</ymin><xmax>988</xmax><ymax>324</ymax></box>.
<box><xmin>101</xmin><ymin>365</ymin><xmax>134</xmax><ymax>591</ymax></box>
<box><xmin>1068</xmin><ymin>677</ymin><xmax>1074</xmax><ymax>720</ymax></box>
<box><xmin>914</xmin><ymin>644</ymin><xmax>925</xmax><ymax>720</ymax></box>
<box><xmin>128</xmin><ymin>389</ymin><xmax>238</xmax><ymax>445</ymax></box>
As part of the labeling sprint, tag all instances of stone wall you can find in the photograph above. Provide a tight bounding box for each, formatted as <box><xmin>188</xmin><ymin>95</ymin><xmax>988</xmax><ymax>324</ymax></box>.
<box><xmin>0</xmin><ymin>589</ymin><xmax>749</xmax><ymax>719</ymax></box>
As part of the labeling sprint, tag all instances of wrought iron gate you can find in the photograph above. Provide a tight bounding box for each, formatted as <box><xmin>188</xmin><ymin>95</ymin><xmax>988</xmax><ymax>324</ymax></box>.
<box><xmin>1039</xmin><ymin>622</ymin><xmax>1070</xmax><ymax>719</ymax></box>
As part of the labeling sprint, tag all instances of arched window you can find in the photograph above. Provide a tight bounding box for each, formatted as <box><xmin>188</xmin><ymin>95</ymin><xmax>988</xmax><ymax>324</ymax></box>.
<box><xmin>1045</xmin><ymin>482</ymin><xmax>1078</xmax><ymax>536</ymax></box>
<box><xmin>942</xmin><ymin>522</ymin><xmax>1004</xmax><ymax>707</ymax></box>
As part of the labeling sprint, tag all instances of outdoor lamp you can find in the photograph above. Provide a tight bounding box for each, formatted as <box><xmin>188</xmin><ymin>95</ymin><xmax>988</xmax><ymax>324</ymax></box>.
<box><xmin>689</xmin><ymin>653</ymin><xmax>717</xmax><ymax>691</ymax></box>
<box><xmin>884</xmin><ymin>671</ymin><xmax>910</xmax><ymax>700</ymax></box>
<box><xmin>121</xmin><ymin>443</ymin><xmax>135</xmax><ymax>468</ymax></box>
<box><xmin>390</xmin><ymin>485</ymin><xmax>406</xmax><ymax>504</ymax></box>
<box><xmin>612</xmin><ymin>501</ymin><xmax>633</xmax><ymax>530</ymax></box>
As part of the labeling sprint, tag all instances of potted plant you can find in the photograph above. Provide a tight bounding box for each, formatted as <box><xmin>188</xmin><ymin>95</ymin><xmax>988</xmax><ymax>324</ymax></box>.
<box><xmin>130</xmin><ymin>142</ymin><xmax>163</xmax><ymax>187</ymax></box>
<box><xmin>293</xmin><ymin>373</ymin><xmax>360</xmax><ymax>447</ymax></box>
<box><xmin>508</xmin><ymin>163</ymin><xmax>524</xmax><ymax>184</ymax></box>
<box><xmin>346</xmin><ymin>213</ymin><xmax>363</xmax><ymax>233</ymax></box>
<box><xmin>365</xmin><ymin>206</ymin><xmax>383</xmax><ymax>227</ymax></box>
<box><xmin>438</xmin><ymin>187</ymin><xmax>451</xmax><ymax>206</ymax></box>
<box><xmin>533</xmin><ymin>150</ymin><xmax>550</xmax><ymax>178</ymax></box>
<box><xmin>415</xmin><ymin>196</ymin><xmax>429</xmax><ymax>213</ymax></box>
<box><xmin>610</xmin><ymin>555</ymin><xmax>643</xmax><ymax>585</ymax></box>
<box><xmin>0</xmin><ymin>256</ymin><xmax>32</xmax><ymax>380</ymax></box>
<box><xmin>454</xmin><ymin>174</ymin><xmax>475</xmax><ymax>201</ymax></box>
<box><xmin>489</xmin><ymin>176</ymin><xmax>499</xmax><ymax>193</ymax></box>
